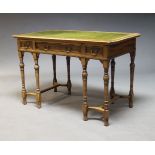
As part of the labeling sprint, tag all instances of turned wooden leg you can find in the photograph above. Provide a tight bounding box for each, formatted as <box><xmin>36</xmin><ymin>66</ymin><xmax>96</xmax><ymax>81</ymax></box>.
<box><xmin>66</xmin><ymin>56</ymin><xmax>72</xmax><ymax>95</ymax></box>
<box><xmin>129</xmin><ymin>51</ymin><xmax>135</xmax><ymax>108</ymax></box>
<box><xmin>52</xmin><ymin>55</ymin><xmax>58</xmax><ymax>92</ymax></box>
<box><xmin>103</xmin><ymin>59</ymin><xmax>110</xmax><ymax>126</ymax></box>
<box><xmin>80</xmin><ymin>58</ymin><xmax>89</xmax><ymax>121</ymax></box>
<box><xmin>18</xmin><ymin>51</ymin><xmax>27</xmax><ymax>105</ymax></box>
<box><xmin>110</xmin><ymin>59</ymin><xmax>115</xmax><ymax>101</ymax></box>
<box><xmin>33</xmin><ymin>53</ymin><xmax>41</xmax><ymax>108</ymax></box>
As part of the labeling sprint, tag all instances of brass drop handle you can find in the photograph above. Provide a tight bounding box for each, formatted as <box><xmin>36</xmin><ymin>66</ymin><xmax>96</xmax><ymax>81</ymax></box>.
<box><xmin>91</xmin><ymin>50</ymin><xmax>97</xmax><ymax>56</ymax></box>
<box><xmin>25</xmin><ymin>42</ymin><xmax>30</xmax><ymax>49</ymax></box>
<box><xmin>44</xmin><ymin>43</ymin><xmax>48</xmax><ymax>51</ymax></box>
<box><xmin>91</xmin><ymin>47</ymin><xmax>99</xmax><ymax>56</ymax></box>
<box><xmin>66</xmin><ymin>46</ymin><xmax>72</xmax><ymax>53</ymax></box>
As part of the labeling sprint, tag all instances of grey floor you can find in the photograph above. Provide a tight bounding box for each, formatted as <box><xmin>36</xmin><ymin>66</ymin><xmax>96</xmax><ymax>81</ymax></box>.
<box><xmin>0</xmin><ymin>54</ymin><xmax>155</xmax><ymax>141</ymax></box>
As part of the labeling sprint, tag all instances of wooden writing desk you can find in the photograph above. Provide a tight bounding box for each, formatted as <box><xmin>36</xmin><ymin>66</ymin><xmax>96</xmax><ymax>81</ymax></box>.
<box><xmin>13</xmin><ymin>30</ymin><xmax>140</xmax><ymax>126</ymax></box>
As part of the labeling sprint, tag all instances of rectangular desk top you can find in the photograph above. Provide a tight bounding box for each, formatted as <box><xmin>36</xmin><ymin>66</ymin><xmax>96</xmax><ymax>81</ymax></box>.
<box><xmin>13</xmin><ymin>30</ymin><xmax>140</xmax><ymax>44</ymax></box>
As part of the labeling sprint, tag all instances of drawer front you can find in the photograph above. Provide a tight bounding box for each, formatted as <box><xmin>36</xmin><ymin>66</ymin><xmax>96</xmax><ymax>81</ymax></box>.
<box><xmin>35</xmin><ymin>41</ymin><xmax>104</xmax><ymax>59</ymax></box>
<box><xmin>85</xmin><ymin>45</ymin><xmax>103</xmax><ymax>58</ymax></box>
<box><xmin>18</xmin><ymin>40</ymin><xmax>104</xmax><ymax>60</ymax></box>
<box><xmin>19</xmin><ymin>40</ymin><xmax>33</xmax><ymax>50</ymax></box>
<box><xmin>35</xmin><ymin>42</ymin><xmax>81</xmax><ymax>54</ymax></box>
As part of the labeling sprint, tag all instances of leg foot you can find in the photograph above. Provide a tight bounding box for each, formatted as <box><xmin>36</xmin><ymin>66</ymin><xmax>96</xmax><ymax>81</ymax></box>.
<box><xmin>37</xmin><ymin>104</ymin><xmax>41</xmax><ymax>109</ymax></box>
<box><xmin>36</xmin><ymin>92</ymin><xmax>41</xmax><ymax>108</ymax></box>
<box><xmin>129</xmin><ymin>91</ymin><xmax>133</xmax><ymax>108</ymax></box>
<box><xmin>67</xmin><ymin>81</ymin><xmax>72</xmax><ymax>95</ymax></box>
<box><xmin>22</xmin><ymin>100</ymin><xmax>27</xmax><ymax>105</ymax></box>
<box><xmin>54</xmin><ymin>86</ymin><xmax>57</xmax><ymax>92</ymax></box>
<box><xmin>22</xmin><ymin>101</ymin><xmax>27</xmax><ymax>105</ymax></box>
<box><xmin>22</xmin><ymin>91</ymin><xmax>27</xmax><ymax>105</ymax></box>
<box><xmin>103</xmin><ymin>111</ymin><xmax>109</xmax><ymax>126</ymax></box>
<box><xmin>82</xmin><ymin>102</ymin><xmax>88</xmax><ymax>121</ymax></box>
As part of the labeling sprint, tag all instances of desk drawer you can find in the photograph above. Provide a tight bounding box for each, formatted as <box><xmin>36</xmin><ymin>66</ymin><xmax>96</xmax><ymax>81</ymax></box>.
<box><xmin>35</xmin><ymin>42</ymin><xmax>103</xmax><ymax>58</ymax></box>
<box><xmin>35</xmin><ymin>42</ymin><xmax>81</xmax><ymax>53</ymax></box>
<box><xmin>85</xmin><ymin>46</ymin><xmax>103</xmax><ymax>58</ymax></box>
<box><xmin>19</xmin><ymin>40</ymin><xmax>33</xmax><ymax>50</ymax></box>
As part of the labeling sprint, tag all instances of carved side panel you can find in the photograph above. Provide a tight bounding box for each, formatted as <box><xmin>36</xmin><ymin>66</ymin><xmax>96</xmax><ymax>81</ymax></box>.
<box><xmin>109</xmin><ymin>39</ymin><xmax>136</xmax><ymax>58</ymax></box>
